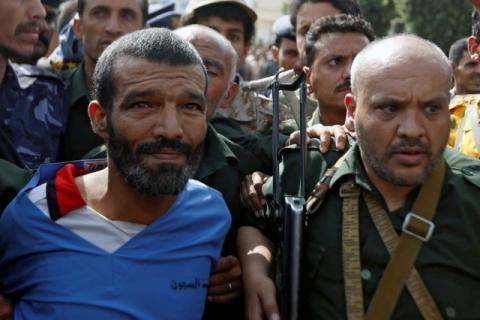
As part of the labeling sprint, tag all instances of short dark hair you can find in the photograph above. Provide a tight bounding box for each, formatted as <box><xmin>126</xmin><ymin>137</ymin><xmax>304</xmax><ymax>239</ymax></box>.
<box><xmin>305</xmin><ymin>14</ymin><xmax>375</xmax><ymax>66</ymax></box>
<box><xmin>78</xmin><ymin>0</ymin><xmax>149</xmax><ymax>25</ymax></box>
<box><xmin>290</xmin><ymin>0</ymin><xmax>363</xmax><ymax>32</ymax></box>
<box><xmin>182</xmin><ymin>3</ymin><xmax>255</xmax><ymax>45</ymax></box>
<box><xmin>274</xmin><ymin>34</ymin><xmax>296</xmax><ymax>48</ymax></box>
<box><xmin>93</xmin><ymin>28</ymin><xmax>207</xmax><ymax>114</ymax></box>
<box><xmin>449</xmin><ymin>37</ymin><xmax>469</xmax><ymax>65</ymax></box>
<box><xmin>472</xmin><ymin>10</ymin><xmax>480</xmax><ymax>39</ymax></box>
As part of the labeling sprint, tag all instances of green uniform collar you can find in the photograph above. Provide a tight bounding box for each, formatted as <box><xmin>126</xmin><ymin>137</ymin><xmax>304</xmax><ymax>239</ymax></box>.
<box><xmin>329</xmin><ymin>143</ymin><xmax>444</xmax><ymax>213</ymax></box>
<box><xmin>67</xmin><ymin>62</ymin><xmax>90</xmax><ymax>107</ymax></box>
<box><xmin>330</xmin><ymin>143</ymin><xmax>376</xmax><ymax>194</ymax></box>
<box><xmin>194</xmin><ymin>124</ymin><xmax>238</xmax><ymax>180</ymax></box>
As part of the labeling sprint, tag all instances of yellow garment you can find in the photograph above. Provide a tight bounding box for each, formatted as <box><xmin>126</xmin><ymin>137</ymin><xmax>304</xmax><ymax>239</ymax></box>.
<box><xmin>449</xmin><ymin>94</ymin><xmax>480</xmax><ymax>158</ymax></box>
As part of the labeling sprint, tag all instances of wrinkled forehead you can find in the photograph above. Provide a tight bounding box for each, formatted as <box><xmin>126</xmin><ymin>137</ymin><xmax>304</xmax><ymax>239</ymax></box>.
<box><xmin>191</xmin><ymin>37</ymin><xmax>227</xmax><ymax>57</ymax></box>
<box><xmin>112</xmin><ymin>56</ymin><xmax>207</xmax><ymax>90</ymax></box>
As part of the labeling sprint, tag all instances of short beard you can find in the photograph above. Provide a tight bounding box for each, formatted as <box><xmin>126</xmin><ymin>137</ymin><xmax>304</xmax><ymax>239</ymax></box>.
<box><xmin>107</xmin><ymin>122</ymin><xmax>202</xmax><ymax>197</ymax></box>
<box><xmin>357</xmin><ymin>126</ymin><xmax>444</xmax><ymax>187</ymax></box>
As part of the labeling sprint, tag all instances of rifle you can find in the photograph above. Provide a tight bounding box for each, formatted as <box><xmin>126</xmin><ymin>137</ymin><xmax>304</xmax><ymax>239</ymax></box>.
<box><xmin>243</xmin><ymin>69</ymin><xmax>308</xmax><ymax>320</ymax></box>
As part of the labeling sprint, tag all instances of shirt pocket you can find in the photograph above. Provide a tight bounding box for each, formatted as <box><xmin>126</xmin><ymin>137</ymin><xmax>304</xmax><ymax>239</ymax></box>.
<box><xmin>303</xmin><ymin>241</ymin><xmax>326</xmax><ymax>281</ymax></box>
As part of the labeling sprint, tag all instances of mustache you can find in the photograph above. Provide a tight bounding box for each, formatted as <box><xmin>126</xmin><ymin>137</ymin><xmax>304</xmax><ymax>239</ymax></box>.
<box><xmin>15</xmin><ymin>20</ymin><xmax>41</xmax><ymax>35</ymax></box>
<box><xmin>334</xmin><ymin>80</ymin><xmax>351</xmax><ymax>92</ymax></box>
<box><xmin>386</xmin><ymin>139</ymin><xmax>432</xmax><ymax>156</ymax></box>
<box><xmin>136</xmin><ymin>139</ymin><xmax>193</xmax><ymax>156</ymax></box>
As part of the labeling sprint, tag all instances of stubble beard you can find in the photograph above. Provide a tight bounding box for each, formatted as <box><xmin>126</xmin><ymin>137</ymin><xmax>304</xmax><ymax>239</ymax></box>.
<box><xmin>356</xmin><ymin>123</ymin><xmax>446</xmax><ymax>187</ymax></box>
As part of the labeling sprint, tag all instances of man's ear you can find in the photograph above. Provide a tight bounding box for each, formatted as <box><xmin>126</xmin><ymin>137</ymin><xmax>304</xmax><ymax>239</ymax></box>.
<box><xmin>88</xmin><ymin>101</ymin><xmax>109</xmax><ymax>140</ymax></box>
<box><xmin>449</xmin><ymin>60</ymin><xmax>457</xmax><ymax>72</ymax></box>
<box><xmin>220</xmin><ymin>81</ymin><xmax>239</xmax><ymax>108</ymax></box>
<box><xmin>344</xmin><ymin>93</ymin><xmax>356</xmax><ymax>131</ymax></box>
<box><xmin>304</xmin><ymin>66</ymin><xmax>311</xmax><ymax>82</ymax></box>
<box><xmin>303</xmin><ymin>66</ymin><xmax>313</xmax><ymax>95</ymax></box>
<box><xmin>72</xmin><ymin>15</ymin><xmax>83</xmax><ymax>40</ymax></box>
<box><xmin>271</xmin><ymin>46</ymin><xmax>280</xmax><ymax>65</ymax></box>
<box><xmin>468</xmin><ymin>35</ymin><xmax>480</xmax><ymax>60</ymax></box>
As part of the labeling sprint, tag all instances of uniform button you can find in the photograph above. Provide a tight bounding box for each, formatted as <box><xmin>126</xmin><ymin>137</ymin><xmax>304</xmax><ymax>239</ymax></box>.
<box><xmin>361</xmin><ymin>269</ymin><xmax>371</xmax><ymax>280</ymax></box>
<box><xmin>445</xmin><ymin>306</ymin><xmax>456</xmax><ymax>318</ymax></box>
<box><xmin>462</xmin><ymin>167</ymin><xmax>474</xmax><ymax>176</ymax></box>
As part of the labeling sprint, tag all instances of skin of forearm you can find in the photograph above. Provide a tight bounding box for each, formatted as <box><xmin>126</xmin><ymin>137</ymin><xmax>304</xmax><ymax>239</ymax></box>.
<box><xmin>237</xmin><ymin>226</ymin><xmax>275</xmax><ymax>277</ymax></box>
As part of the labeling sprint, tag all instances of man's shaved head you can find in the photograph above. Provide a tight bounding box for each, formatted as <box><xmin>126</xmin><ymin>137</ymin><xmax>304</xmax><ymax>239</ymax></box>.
<box><xmin>351</xmin><ymin>34</ymin><xmax>452</xmax><ymax>95</ymax></box>
<box><xmin>347</xmin><ymin>33</ymin><xmax>452</xmax><ymax>188</ymax></box>
<box><xmin>175</xmin><ymin>24</ymin><xmax>237</xmax><ymax>81</ymax></box>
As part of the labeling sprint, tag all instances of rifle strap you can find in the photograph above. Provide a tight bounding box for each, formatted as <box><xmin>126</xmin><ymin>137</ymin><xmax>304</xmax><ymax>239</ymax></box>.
<box><xmin>340</xmin><ymin>181</ymin><xmax>364</xmax><ymax>320</ymax></box>
<box><xmin>340</xmin><ymin>161</ymin><xmax>445</xmax><ymax>320</ymax></box>
<box><xmin>364</xmin><ymin>192</ymin><xmax>443</xmax><ymax>320</ymax></box>
<box><xmin>365</xmin><ymin>161</ymin><xmax>445</xmax><ymax>319</ymax></box>
<box><xmin>306</xmin><ymin>153</ymin><xmax>347</xmax><ymax>215</ymax></box>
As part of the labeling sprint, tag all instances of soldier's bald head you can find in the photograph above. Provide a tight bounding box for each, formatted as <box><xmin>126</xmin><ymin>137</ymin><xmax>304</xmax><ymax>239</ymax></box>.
<box><xmin>175</xmin><ymin>24</ymin><xmax>237</xmax><ymax>80</ymax></box>
<box><xmin>351</xmin><ymin>34</ymin><xmax>452</xmax><ymax>95</ymax></box>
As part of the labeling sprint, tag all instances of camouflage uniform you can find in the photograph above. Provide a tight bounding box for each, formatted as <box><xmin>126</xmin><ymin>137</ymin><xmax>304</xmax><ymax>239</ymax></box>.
<box><xmin>216</xmin><ymin>75</ymin><xmax>301</xmax><ymax>134</ymax></box>
<box><xmin>48</xmin><ymin>23</ymin><xmax>84</xmax><ymax>71</ymax></box>
<box><xmin>0</xmin><ymin>62</ymin><xmax>67</xmax><ymax>168</ymax></box>
<box><xmin>217</xmin><ymin>74</ymin><xmax>318</xmax><ymax>135</ymax></box>
<box><xmin>448</xmin><ymin>94</ymin><xmax>480</xmax><ymax>158</ymax></box>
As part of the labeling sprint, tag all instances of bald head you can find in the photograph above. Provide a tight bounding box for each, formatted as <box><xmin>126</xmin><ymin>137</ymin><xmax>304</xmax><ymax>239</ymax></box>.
<box><xmin>351</xmin><ymin>34</ymin><xmax>452</xmax><ymax>95</ymax></box>
<box><xmin>175</xmin><ymin>24</ymin><xmax>237</xmax><ymax>81</ymax></box>
<box><xmin>175</xmin><ymin>24</ymin><xmax>239</xmax><ymax>117</ymax></box>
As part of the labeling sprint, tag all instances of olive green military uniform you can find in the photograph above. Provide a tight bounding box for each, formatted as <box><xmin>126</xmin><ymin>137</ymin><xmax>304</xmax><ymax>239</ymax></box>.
<box><xmin>58</xmin><ymin>64</ymin><xmax>103</xmax><ymax>161</ymax></box>
<box><xmin>210</xmin><ymin>113</ymin><xmax>288</xmax><ymax>175</ymax></box>
<box><xmin>262</xmin><ymin>142</ymin><xmax>480</xmax><ymax>319</ymax></box>
<box><xmin>0</xmin><ymin>160</ymin><xmax>33</xmax><ymax>212</ymax></box>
